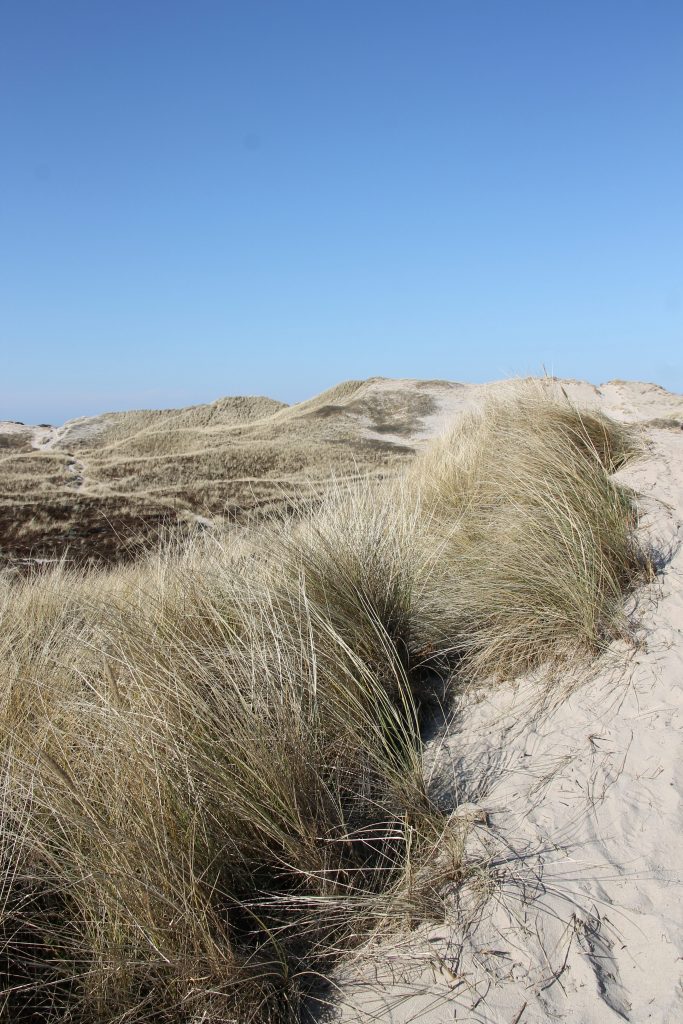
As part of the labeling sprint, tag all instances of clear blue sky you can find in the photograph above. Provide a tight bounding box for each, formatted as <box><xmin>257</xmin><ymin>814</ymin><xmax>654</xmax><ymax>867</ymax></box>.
<box><xmin>1</xmin><ymin>1</ymin><xmax>682</xmax><ymax>424</ymax></box>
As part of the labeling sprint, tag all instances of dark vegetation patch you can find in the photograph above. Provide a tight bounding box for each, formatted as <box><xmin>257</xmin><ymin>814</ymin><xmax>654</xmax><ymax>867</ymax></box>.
<box><xmin>304</xmin><ymin>403</ymin><xmax>345</xmax><ymax>419</ymax></box>
<box><xmin>645</xmin><ymin>417</ymin><xmax>683</xmax><ymax>431</ymax></box>
<box><xmin>304</xmin><ymin>392</ymin><xmax>436</xmax><ymax>437</ymax></box>
<box><xmin>369</xmin><ymin>420</ymin><xmax>424</xmax><ymax>436</ymax></box>
<box><xmin>0</xmin><ymin>497</ymin><xmax>187</xmax><ymax>570</ymax></box>
<box><xmin>414</xmin><ymin>379</ymin><xmax>462</xmax><ymax>390</ymax></box>
<box><xmin>348</xmin><ymin>437</ymin><xmax>416</xmax><ymax>455</ymax></box>
<box><xmin>0</xmin><ymin>433</ymin><xmax>32</xmax><ymax>452</ymax></box>
<box><xmin>345</xmin><ymin>392</ymin><xmax>436</xmax><ymax>436</ymax></box>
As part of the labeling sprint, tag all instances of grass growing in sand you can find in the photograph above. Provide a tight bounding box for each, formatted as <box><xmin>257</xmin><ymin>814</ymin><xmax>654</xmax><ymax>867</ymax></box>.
<box><xmin>0</xmin><ymin>384</ymin><xmax>648</xmax><ymax>1022</ymax></box>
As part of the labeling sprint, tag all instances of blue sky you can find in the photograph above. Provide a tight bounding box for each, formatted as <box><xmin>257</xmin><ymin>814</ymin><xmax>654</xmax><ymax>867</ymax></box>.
<box><xmin>1</xmin><ymin>1</ymin><xmax>681</xmax><ymax>423</ymax></box>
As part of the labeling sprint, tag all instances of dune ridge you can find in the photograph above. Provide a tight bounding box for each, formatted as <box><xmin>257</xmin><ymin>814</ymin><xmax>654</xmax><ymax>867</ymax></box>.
<box><xmin>2</xmin><ymin>376</ymin><xmax>681</xmax><ymax>570</ymax></box>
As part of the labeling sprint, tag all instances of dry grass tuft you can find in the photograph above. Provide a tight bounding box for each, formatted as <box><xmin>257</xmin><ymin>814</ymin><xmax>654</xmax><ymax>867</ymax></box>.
<box><xmin>0</xmin><ymin>383</ymin><xmax>649</xmax><ymax>1022</ymax></box>
<box><xmin>411</xmin><ymin>382</ymin><xmax>645</xmax><ymax>679</ymax></box>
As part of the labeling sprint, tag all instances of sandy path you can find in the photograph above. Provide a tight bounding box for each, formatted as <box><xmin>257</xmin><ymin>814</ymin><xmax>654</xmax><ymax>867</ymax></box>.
<box><xmin>337</xmin><ymin>414</ymin><xmax>683</xmax><ymax>1023</ymax></box>
<box><xmin>28</xmin><ymin>424</ymin><xmax>88</xmax><ymax>489</ymax></box>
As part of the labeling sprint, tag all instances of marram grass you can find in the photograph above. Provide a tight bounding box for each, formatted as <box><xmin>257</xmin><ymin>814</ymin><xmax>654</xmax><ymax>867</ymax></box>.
<box><xmin>0</xmin><ymin>383</ymin><xmax>648</xmax><ymax>1022</ymax></box>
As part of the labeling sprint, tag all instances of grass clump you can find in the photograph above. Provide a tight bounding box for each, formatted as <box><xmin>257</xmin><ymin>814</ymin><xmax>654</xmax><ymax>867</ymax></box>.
<box><xmin>412</xmin><ymin>382</ymin><xmax>645</xmax><ymax>678</ymax></box>
<box><xmin>0</xmin><ymin>383</ymin><xmax>648</xmax><ymax>1022</ymax></box>
<box><xmin>0</xmin><ymin>544</ymin><xmax>440</xmax><ymax>1023</ymax></box>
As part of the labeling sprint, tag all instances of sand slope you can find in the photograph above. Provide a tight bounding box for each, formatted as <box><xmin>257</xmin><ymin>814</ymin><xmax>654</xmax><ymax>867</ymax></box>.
<box><xmin>335</xmin><ymin>385</ymin><xmax>683</xmax><ymax>1023</ymax></box>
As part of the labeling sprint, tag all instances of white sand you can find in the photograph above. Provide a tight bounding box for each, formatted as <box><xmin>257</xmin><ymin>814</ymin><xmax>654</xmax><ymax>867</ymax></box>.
<box><xmin>336</xmin><ymin>382</ymin><xmax>683</xmax><ymax>1023</ymax></box>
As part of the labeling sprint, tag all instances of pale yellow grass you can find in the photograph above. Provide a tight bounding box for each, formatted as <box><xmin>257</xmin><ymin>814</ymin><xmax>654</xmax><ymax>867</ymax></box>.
<box><xmin>0</xmin><ymin>383</ymin><xmax>648</xmax><ymax>1023</ymax></box>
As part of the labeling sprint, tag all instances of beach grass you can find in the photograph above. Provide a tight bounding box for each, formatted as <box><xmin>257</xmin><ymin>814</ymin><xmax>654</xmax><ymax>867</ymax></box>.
<box><xmin>0</xmin><ymin>382</ymin><xmax>647</xmax><ymax>1022</ymax></box>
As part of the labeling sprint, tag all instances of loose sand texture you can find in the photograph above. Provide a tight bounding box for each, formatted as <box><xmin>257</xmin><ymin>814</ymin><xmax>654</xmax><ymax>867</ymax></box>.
<box><xmin>332</xmin><ymin>386</ymin><xmax>683</xmax><ymax>1024</ymax></box>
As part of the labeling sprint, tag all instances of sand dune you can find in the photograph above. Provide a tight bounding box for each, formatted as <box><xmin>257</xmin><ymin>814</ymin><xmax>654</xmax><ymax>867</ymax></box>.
<box><xmin>0</xmin><ymin>379</ymin><xmax>433</xmax><ymax>567</ymax></box>
<box><xmin>335</xmin><ymin>383</ymin><xmax>683</xmax><ymax>1023</ymax></box>
<box><xmin>0</xmin><ymin>376</ymin><xmax>681</xmax><ymax>1021</ymax></box>
<box><xmin>3</xmin><ymin>376</ymin><xmax>681</xmax><ymax>569</ymax></box>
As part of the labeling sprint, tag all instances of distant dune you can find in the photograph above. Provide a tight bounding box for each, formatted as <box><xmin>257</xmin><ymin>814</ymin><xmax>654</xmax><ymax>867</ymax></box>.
<box><xmin>1</xmin><ymin>376</ymin><xmax>681</xmax><ymax>569</ymax></box>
